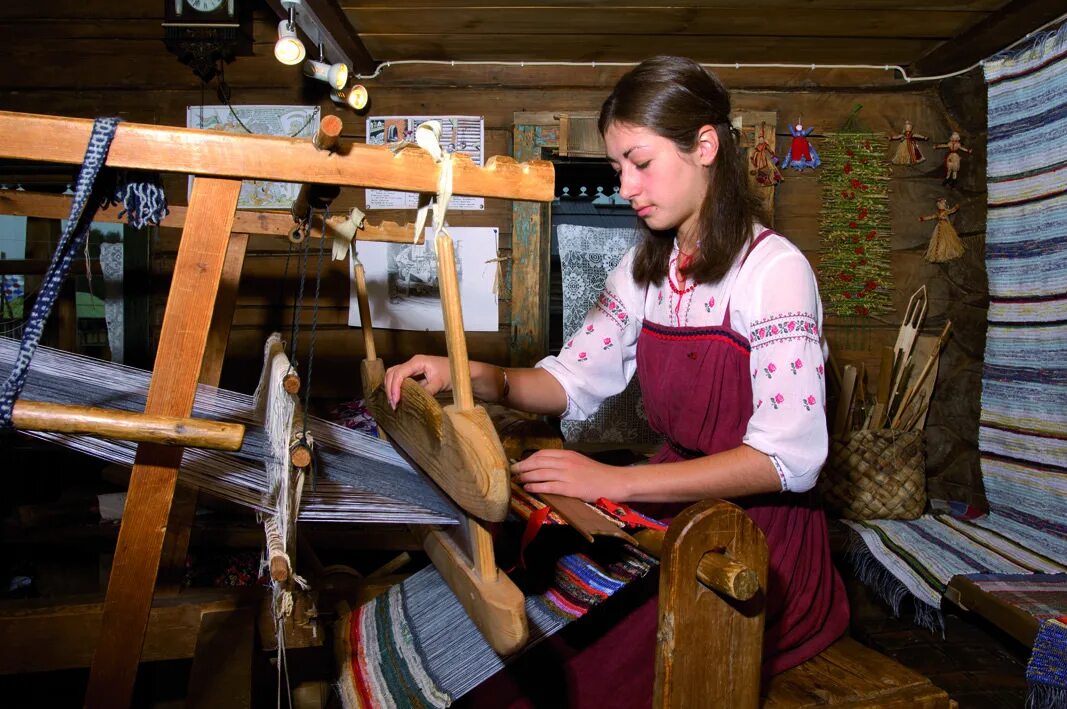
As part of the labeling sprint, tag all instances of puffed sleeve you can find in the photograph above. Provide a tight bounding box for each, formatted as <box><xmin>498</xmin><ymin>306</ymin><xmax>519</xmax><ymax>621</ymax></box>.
<box><xmin>740</xmin><ymin>247</ymin><xmax>829</xmax><ymax>492</ymax></box>
<box><xmin>535</xmin><ymin>248</ymin><xmax>644</xmax><ymax>420</ymax></box>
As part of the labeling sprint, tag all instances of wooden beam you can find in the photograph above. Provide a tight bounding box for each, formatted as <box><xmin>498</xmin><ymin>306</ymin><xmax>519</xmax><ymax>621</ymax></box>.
<box><xmin>84</xmin><ymin>177</ymin><xmax>242</xmax><ymax>709</ymax></box>
<box><xmin>0</xmin><ymin>112</ymin><xmax>554</xmax><ymax>203</ymax></box>
<box><xmin>0</xmin><ymin>189</ymin><xmax>424</xmax><ymax>243</ymax></box>
<box><xmin>0</xmin><ymin>589</ymin><xmax>256</xmax><ymax>675</ymax></box>
<box><xmin>911</xmin><ymin>0</ymin><xmax>1067</xmax><ymax>77</ymax></box>
<box><xmin>158</xmin><ymin>232</ymin><xmax>250</xmax><ymax>594</ymax></box>
<box><xmin>264</xmin><ymin>0</ymin><xmax>378</xmax><ymax>76</ymax></box>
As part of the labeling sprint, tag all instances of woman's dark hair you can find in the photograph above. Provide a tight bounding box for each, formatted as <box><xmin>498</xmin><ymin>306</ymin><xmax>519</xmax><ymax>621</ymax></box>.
<box><xmin>599</xmin><ymin>56</ymin><xmax>765</xmax><ymax>286</ymax></box>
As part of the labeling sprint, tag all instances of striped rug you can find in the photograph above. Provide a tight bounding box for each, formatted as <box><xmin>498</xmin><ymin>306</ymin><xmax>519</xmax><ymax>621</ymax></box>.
<box><xmin>336</xmin><ymin>506</ymin><xmax>657</xmax><ymax>707</ymax></box>
<box><xmin>842</xmin><ymin>21</ymin><xmax>1067</xmax><ymax>707</ymax></box>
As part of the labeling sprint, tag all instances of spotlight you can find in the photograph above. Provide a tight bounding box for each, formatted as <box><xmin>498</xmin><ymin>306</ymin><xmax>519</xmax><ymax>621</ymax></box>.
<box><xmin>330</xmin><ymin>84</ymin><xmax>369</xmax><ymax>111</ymax></box>
<box><xmin>274</xmin><ymin>20</ymin><xmax>306</xmax><ymax>65</ymax></box>
<box><xmin>305</xmin><ymin>59</ymin><xmax>349</xmax><ymax>90</ymax></box>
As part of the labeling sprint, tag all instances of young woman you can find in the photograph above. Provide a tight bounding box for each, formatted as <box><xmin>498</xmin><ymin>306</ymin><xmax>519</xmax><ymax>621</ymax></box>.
<box><xmin>385</xmin><ymin>55</ymin><xmax>849</xmax><ymax>706</ymax></box>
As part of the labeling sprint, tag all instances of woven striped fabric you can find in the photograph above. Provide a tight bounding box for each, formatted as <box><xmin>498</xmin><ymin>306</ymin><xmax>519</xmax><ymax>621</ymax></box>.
<box><xmin>980</xmin><ymin>22</ymin><xmax>1067</xmax><ymax>546</ymax></box>
<box><xmin>842</xmin><ymin>24</ymin><xmax>1067</xmax><ymax>708</ymax></box>
<box><xmin>962</xmin><ymin>574</ymin><xmax>1067</xmax><ymax>623</ymax></box>
<box><xmin>336</xmin><ymin>534</ymin><xmax>657</xmax><ymax>707</ymax></box>
<box><xmin>846</xmin><ymin>512</ymin><xmax>1067</xmax><ymax>627</ymax></box>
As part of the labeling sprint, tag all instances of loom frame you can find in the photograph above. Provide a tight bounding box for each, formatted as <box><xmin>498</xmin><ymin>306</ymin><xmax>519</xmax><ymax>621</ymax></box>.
<box><xmin>0</xmin><ymin>109</ymin><xmax>553</xmax><ymax>708</ymax></box>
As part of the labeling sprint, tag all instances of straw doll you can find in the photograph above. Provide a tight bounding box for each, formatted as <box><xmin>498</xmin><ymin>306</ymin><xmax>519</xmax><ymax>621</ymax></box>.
<box><xmin>888</xmin><ymin>120</ymin><xmax>928</xmax><ymax>166</ymax></box>
<box><xmin>749</xmin><ymin>126</ymin><xmax>783</xmax><ymax>186</ymax></box>
<box><xmin>934</xmin><ymin>131</ymin><xmax>972</xmax><ymax>187</ymax></box>
<box><xmin>919</xmin><ymin>197</ymin><xmax>963</xmax><ymax>262</ymax></box>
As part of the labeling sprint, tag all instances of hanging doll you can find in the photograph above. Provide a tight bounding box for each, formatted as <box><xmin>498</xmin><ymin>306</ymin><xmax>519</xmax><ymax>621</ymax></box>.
<box><xmin>919</xmin><ymin>197</ymin><xmax>964</xmax><ymax>262</ymax></box>
<box><xmin>749</xmin><ymin>125</ymin><xmax>783</xmax><ymax>186</ymax></box>
<box><xmin>934</xmin><ymin>131</ymin><xmax>973</xmax><ymax>187</ymax></box>
<box><xmin>888</xmin><ymin>120</ymin><xmax>928</xmax><ymax>166</ymax></box>
<box><xmin>779</xmin><ymin>120</ymin><xmax>821</xmax><ymax>171</ymax></box>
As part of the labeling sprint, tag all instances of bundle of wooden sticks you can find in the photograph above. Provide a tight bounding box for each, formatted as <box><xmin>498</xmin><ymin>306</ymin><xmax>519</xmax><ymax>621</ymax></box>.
<box><xmin>831</xmin><ymin>285</ymin><xmax>953</xmax><ymax>436</ymax></box>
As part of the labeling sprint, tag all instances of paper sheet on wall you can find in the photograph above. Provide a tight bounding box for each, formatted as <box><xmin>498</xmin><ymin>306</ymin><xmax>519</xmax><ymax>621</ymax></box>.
<box><xmin>365</xmin><ymin>115</ymin><xmax>485</xmax><ymax>211</ymax></box>
<box><xmin>349</xmin><ymin>227</ymin><xmax>500</xmax><ymax>332</ymax></box>
<box><xmin>186</xmin><ymin>105</ymin><xmax>320</xmax><ymax>209</ymax></box>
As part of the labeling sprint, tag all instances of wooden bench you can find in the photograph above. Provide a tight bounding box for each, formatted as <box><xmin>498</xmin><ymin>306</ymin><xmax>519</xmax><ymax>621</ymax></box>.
<box><xmin>656</xmin><ymin>499</ymin><xmax>955</xmax><ymax>708</ymax></box>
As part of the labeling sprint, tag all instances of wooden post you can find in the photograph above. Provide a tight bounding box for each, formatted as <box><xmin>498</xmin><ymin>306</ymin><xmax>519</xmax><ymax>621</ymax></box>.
<box><xmin>83</xmin><ymin>177</ymin><xmax>241</xmax><ymax>709</ymax></box>
<box><xmin>158</xmin><ymin>232</ymin><xmax>249</xmax><ymax>593</ymax></box>
<box><xmin>654</xmin><ymin>500</ymin><xmax>768</xmax><ymax>709</ymax></box>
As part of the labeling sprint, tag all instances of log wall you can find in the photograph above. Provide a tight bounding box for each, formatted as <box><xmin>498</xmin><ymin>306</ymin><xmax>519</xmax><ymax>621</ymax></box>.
<box><xmin>0</xmin><ymin>1</ymin><xmax>988</xmax><ymax>504</ymax></box>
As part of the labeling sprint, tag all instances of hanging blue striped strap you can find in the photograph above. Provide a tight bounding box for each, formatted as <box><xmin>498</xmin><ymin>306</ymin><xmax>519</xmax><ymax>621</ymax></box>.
<box><xmin>0</xmin><ymin>117</ymin><xmax>121</xmax><ymax>428</ymax></box>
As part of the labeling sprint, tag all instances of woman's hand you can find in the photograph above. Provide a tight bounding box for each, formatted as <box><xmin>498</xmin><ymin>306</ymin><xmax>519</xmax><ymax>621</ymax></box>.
<box><xmin>512</xmin><ymin>449</ymin><xmax>629</xmax><ymax>502</ymax></box>
<box><xmin>384</xmin><ymin>355</ymin><xmax>452</xmax><ymax>409</ymax></box>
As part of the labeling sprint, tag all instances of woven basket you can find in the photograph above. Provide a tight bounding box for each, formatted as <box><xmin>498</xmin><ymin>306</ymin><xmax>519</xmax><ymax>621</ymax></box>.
<box><xmin>819</xmin><ymin>429</ymin><xmax>926</xmax><ymax>520</ymax></box>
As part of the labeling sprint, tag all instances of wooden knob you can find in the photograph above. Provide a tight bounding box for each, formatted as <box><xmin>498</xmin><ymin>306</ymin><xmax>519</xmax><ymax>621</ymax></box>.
<box><xmin>696</xmin><ymin>551</ymin><xmax>759</xmax><ymax>601</ymax></box>
<box><xmin>282</xmin><ymin>371</ymin><xmax>301</xmax><ymax>395</ymax></box>
<box><xmin>290</xmin><ymin>441</ymin><xmax>313</xmax><ymax>469</ymax></box>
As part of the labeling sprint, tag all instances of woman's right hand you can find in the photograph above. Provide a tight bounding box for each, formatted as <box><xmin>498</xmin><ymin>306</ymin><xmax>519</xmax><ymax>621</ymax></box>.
<box><xmin>384</xmin><ymin>355</ymin><xmax>452</xmax><ymax>410</ymax></box>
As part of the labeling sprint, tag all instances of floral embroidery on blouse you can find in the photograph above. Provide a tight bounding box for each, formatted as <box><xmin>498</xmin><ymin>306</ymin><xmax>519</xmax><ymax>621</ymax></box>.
<box><xmin>802</xmin><ymin>394</ymin><xmax>817</xmax><ymax>410</ymax></box>
<box><xmin>602</xmin><ymin>337</ymin><xmax>614</xmax><ymax>350</ymax></box>
<box><xmin>749</xmin><ymin>312</ymin><xmax>819</xmax><ymax>349</ymax></box>
<box><xmin>769</xmin><ymin>392</ymin><xmax>785</xmax><ymax>409</ymax></box>
<box><xmin>704</xmin><ymin>296</ymin><xmax>716</xmax><ymax>313</ymax></box>
<box><xmin>790</xmin><ymin>358</ymin><xmax>803</xmax><ymax>374</ymax></box>
<box><xmin>596</xmin><ymin>290</ymin><xmax>631</xmax><ymax>330</ymax></box>
<box><xmin>763</xmin><ymin>362</ymin><xmax>777</xmax><ymax>378</ymax></box>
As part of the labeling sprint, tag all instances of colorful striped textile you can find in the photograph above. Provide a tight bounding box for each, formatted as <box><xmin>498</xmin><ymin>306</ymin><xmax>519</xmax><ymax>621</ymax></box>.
<box><xmin>1027</xmin><ymin>617</ymin><xmax>1067</xmax><ymax>709</ymax></box>
<box><xmin>843</xmin><ymin>23</ymin><xmax>1067</xmax><ymax>709</ymax></box>
<box><xmin>337</xmin><ymin>541</ymin><xmax>656</xmax><ymax>707</ymax></box>
<box><xmin>845</xmin><ymin>512</ymin><xmax>1067</xmax><ymax>628</ymax></box>
<box><xmin>981</xmin><ymin>21</ymin><xmax>1067</xmax><ymax>533</ymax></box>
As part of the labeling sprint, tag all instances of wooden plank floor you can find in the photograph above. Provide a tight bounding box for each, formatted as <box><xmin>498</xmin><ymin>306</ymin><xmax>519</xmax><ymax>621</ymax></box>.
<box><xmin>842</xmin><ymin>566</ymin><xmax>1030</xmax><ymax>708</ymax></box>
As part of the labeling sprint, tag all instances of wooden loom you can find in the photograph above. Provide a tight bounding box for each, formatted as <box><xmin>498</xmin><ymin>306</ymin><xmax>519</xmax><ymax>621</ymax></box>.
<box><xmin>0</xmin><ymin>109</ymin><xmax>554</xmax><ymax>707</ymax></box>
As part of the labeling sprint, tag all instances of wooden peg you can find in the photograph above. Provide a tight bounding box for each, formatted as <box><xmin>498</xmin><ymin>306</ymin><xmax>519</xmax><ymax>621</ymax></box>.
<box><xmin>282</xmin><ymin>370</ymin><xmax>301</xmax><ymax>395</ymax></box>
<box><xmin>314</xmin><ymin>114</ymin><xmax>343</xmax><ymax>152</ymax></box>
<box><xmin>290</xmin><ymin>437</ymin><xmax>313</xmax><ymax>469</ymax></box>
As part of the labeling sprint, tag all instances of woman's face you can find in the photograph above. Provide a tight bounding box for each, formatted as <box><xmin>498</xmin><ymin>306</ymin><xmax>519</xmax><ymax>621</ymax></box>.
<box><xmin>604</xmin><ymin>121</ymin><xmax>714</xmax><ymax>242</ymax></box>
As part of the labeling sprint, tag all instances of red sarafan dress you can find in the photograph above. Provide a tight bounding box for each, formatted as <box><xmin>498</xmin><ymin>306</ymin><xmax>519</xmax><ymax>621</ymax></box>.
<box><xmin>463</xmin><ymin>229</ymin><xmax>849</xmax><ymax>708</ymax></box>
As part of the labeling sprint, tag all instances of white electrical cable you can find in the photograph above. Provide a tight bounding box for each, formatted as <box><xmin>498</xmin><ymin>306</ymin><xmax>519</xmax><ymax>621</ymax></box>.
<box><xmin>352</xmin><ymin>12</ymin><xmax>1067</xmax><ymax>84</ymax></box>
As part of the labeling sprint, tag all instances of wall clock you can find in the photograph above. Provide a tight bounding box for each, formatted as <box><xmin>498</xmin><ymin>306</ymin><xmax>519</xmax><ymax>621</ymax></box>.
<box><xmin>163</xmin><ymin>0</ymin><xmax>251</xmax><ymax>81</ymax></box>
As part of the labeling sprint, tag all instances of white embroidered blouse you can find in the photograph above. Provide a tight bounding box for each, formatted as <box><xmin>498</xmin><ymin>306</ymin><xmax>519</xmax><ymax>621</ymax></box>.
<box><xmin>537</xmin><ymin>227</ymin><xmax>829</xmax><ymax>493</ymax></box>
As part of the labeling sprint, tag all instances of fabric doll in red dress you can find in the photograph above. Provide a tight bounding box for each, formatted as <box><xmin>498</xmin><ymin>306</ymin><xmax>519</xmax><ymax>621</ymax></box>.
<box><xmin>889</xmin><ymin>120</ymin><xmax>928</xmax><ymax>166</ymax></box>
<box><xmin>780</xmin><ymin>121</ymin><xmax>821</xmax><ymax>171</ymax></box>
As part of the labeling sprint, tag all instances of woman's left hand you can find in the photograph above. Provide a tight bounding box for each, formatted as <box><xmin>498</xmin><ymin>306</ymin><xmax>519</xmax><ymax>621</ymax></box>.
<box><xmin>512</xmin><ymin>449</ymin><xmax>628</xmax><ymax>502</ymax></box>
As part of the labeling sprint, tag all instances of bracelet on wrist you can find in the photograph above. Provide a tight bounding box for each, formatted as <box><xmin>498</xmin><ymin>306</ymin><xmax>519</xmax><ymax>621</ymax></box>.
<box><xmin>499</xmin><ymin>367</ymin><xmax>510</xmax><ymax>400</ymax></box>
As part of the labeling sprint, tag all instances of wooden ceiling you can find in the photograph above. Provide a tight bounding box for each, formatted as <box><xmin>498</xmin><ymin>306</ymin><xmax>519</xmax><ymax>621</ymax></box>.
<box><xmin>287</xmin><ymin>0</ymin><xmax>1066</xmax><ymax>79</ymax></box>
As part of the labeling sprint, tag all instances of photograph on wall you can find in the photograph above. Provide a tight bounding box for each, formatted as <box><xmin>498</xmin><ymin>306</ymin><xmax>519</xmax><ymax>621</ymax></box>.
<box><xmin>365</xmin><ymin>115</ymin><xmax>485</xmax><ymax>211</ymax></box>
<box><xmin>186</xmin><ymin>105</ymin><xmax>320</xmax><ymax>209</ymax></box>
<box><xmin>349</xmin><ymin>227</ymin><xmax>499</xmax><ymax>332</ymax></box>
